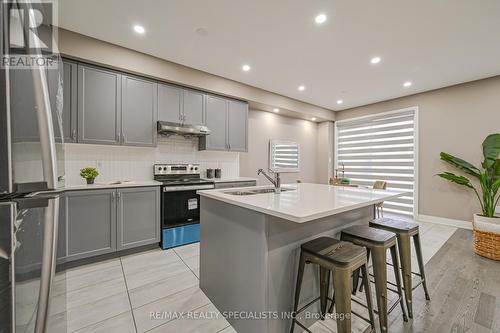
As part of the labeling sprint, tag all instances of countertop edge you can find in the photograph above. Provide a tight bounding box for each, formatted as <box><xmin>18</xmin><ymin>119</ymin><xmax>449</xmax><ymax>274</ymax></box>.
<box><xmin>198</xmin><ymin>188</ymin><xmax>410</xmax><ymax>223</ymax></box>
<box><xmin>61</xmin><ymin>181</ymin><xmax>162</xmax><ymax>191</ymax></box>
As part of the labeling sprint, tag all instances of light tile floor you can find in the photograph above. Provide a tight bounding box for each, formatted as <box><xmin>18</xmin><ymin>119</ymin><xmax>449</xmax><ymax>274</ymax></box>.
<box><xmin>49</xmin><ymin>219</ymin><xmax>457</xmax><ymax>333</ymax></box>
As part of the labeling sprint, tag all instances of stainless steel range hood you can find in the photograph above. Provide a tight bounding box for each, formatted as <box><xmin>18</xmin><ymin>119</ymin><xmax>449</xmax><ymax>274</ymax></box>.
<box><xmin>157</xmin><ymin>121</ymin><xmax>211</xmax><ymax>137</ymax></box>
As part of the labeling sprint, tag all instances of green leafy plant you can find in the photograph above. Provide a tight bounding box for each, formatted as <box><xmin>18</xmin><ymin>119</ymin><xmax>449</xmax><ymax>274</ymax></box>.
<box><xmin>80</xmin><ymin>167</ymin><xmax>99</xmax><ymax>180</ymax></box>
<box><xmin>437</xmin><ymin>133</ymin><xmax>500</xmax><ymax>218</ymax></box>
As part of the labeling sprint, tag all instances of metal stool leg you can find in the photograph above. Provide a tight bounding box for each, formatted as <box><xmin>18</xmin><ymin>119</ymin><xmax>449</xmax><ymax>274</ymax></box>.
<box><xmin>332</xmin><ymin>267</ymin><xmax>352</xmax><ymax>333</ymax></box>
<box><xmin>290</xmin><ymin>251</ymin><xmax>306</xmax><ymax>333</ymax></box>
<box><xmin>397</xmin><ymin>234</ymin><xmax>413</xmax><ymax>318</ymax></box>
<box><xmin>413</xmin><ymin>233</ymin><xmax>431</xmax><ymax>300</ymax></box>
<box><xmin>319</xmin><ymin>266</ymin><xmax>330</xmax><ymax>319</ymax></box>
<box><xmin>352</xmin><ymin>267</ymin><xmax>361</xmax><ymax>295</ymax></box>
<box><xmin>371</xmin><ymin>247</ymin><xmax>388</xmax><ymax>333</ymax></box>
<box><xmin>359</xmin><ymin>248</ymin><xmax>370</xmax><ymax>292</ymax></box>
<box><xmin>390</xmin><ymin>245</ymin><xmax>408</xmax><ymax>321</ymax></box>
<box><xmin>361</xmin><ymin>263</ymin><xmax>376</xmax><ymax>331</ymax></box>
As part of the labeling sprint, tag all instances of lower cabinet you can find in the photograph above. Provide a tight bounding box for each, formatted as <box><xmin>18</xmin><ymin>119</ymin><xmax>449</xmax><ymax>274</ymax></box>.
<box><xmin>65</xmin><ymin>189</ymin><xmax>117</xmax><ymax>261</ymax></box>
<box><xmin>61</xmin><ymin>186</ymin><xmax>160</xmax><ymax>262</ymax></box>
<box><xmin>117</xmin><ymin>187</ymin><xmax>160</xmax><ymax>250</ymax></box>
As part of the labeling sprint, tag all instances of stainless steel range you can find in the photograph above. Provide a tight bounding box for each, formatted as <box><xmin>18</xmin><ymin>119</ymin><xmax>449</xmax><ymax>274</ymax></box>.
<box><xmin>154</xmin><ymin>164</ymin><xmax>214</xmax><ymax>249</ymax></box>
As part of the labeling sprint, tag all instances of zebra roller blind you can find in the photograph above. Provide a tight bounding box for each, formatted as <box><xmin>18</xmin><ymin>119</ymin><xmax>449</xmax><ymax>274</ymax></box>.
<box><xmin>335</xmin><ymin>109</ymin><xmax>416</xmax><ymax>216</ymax></box>
<box><xmin>269</xmin><ymin>140</ymin><xmax>300</xmax><ymax>172</ymax></box>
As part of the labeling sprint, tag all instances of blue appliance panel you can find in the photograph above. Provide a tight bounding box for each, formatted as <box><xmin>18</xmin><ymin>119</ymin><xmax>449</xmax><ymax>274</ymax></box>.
<box><xmin>162</xmin><ymin>224</ymin><xmax>200</xmax><ymax>249</ymax></box>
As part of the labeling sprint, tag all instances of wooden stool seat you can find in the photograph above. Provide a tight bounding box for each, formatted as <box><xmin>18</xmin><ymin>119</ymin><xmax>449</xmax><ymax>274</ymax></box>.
<box><xmin>342</xmin><ymin>225</ymin><xmax>397</xmax><ymax>246</ymax></box>
<box><xmin>369</xmin><ymin>217</ymin><xmax>419</xmax><ymax>235</ymax></box>
<box><xmin>301</xmin><ymin>237</ymin><xmax>367</xmax><ymax>267</ymax></box>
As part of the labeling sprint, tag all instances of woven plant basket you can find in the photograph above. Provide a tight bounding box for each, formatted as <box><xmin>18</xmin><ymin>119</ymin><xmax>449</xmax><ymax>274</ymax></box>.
<box><xmin>473</xmin><ymin>215</ymin><xmax>500</xmax><ymax>261</ymax></box>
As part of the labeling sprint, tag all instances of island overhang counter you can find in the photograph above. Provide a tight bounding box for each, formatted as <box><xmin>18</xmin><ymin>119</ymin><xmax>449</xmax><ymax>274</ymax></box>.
<box><xmin>197</xmin><ymin>183</ymin><xmax>408</xmax><ymax>333</ymax></box>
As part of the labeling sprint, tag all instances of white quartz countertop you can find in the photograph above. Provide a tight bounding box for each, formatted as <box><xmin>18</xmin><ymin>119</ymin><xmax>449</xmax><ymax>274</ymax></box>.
<box><xmin>198</xmin><ymin>183</ymin><xmax>409</xmax><ymax>223</ymax></box>
<box><xmin>209</xmin><ymin>177</ymin><xmax>257</xmax><ymax>183</ymax></box>
<box><xmin>62</xmin><ymin>180</ymin><xmax>161</xmax><ymax>191</ymax></box>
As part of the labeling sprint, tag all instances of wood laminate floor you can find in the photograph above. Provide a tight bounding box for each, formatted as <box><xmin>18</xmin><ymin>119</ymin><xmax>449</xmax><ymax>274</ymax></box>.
<box><xmin>387</xmin><ymin>228</ymin><xmax>500</xmax><ymax>333</ymax></box>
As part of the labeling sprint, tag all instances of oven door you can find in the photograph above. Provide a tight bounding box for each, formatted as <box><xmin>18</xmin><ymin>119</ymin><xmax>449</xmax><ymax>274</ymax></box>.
<box><xmin>162</xmin><ymin>189</ymin><xmax>201</xmax><ymax>229</ymax></box>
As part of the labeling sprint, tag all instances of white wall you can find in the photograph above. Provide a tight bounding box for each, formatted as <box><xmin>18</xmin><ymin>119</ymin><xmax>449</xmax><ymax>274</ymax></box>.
<box><xmin>239</xmin><ymin>110</ymin><xmax>319</xmax><ymax>184</ymax></box>
<box><xmin>64</xmin><ymin>136</ymin><xmax>239</xmax><ymax>185</ymax></box>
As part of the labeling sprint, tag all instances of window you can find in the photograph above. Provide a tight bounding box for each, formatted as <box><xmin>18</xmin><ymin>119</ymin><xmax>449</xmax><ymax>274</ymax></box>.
<box><xmin>334</xmin><ymin>108</ymin><xmax>417</xmax><ymax>216</ymax></box>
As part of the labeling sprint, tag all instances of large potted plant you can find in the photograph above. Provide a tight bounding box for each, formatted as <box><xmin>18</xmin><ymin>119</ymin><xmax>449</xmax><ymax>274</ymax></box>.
<box><xmin>437</xmin><ymin>133</ymin><xmax>500</xmax><ymax>260</ymax></box>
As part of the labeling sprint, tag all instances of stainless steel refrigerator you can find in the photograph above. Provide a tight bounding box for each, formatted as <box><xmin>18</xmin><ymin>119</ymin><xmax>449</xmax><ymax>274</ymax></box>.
<box><xmin>1</xmin><ymin>1</ymin><xmax>67</xmax><ymax>332</ymax></box>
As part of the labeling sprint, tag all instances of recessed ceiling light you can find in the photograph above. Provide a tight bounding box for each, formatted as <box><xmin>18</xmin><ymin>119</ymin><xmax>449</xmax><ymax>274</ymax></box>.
<box><xmin>298</xmin><ymin>85</ymin><xmax>306</xmax><ymax>91</ymax></box>
<box><xmin>315</xmin><ymin>14</ymin><xmax>327</xmax><ymax>24</ymax></box>
<box><xmin>273</xmin><ymin>108</ymin><xmax>280</xmax><ymax>113</ymax></box>
<box><xmin>133</xmin><ymin>25</ymin><xmax>145</xmax><ymax>34</ymax></box>
<box><xmin>242</xmin><ymin>64</ymin><xmax>251</xmax><ymax>72</ymax></box>
<box><xmin>311</xmin><ymin>117</ymin><xmax>317</xmax><ymax>121</ymax></box>
<box><xmin>336</xmin><ymin>99</ymin><xmax>343</xmax><ymax>105</ymax></box>
<box><xmin>403</xmin><ymin>81</ymin><xmax>412</xmax><ymax>87</ymax></box>
<box><xmin>370</xmin><ymin>56</ymin><xmax>381</xmax><ymax>64</ymax></box>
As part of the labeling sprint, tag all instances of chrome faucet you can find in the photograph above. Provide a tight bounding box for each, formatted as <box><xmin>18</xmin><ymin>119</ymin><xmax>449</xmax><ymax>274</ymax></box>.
<box><xmin>257</xmin><ymin>168</ymin><xmax>281</xmax><ymax>194</ymax></box>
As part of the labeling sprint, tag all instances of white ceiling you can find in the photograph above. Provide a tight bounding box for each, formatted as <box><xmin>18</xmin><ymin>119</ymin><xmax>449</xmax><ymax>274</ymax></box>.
<box><xmin>57</xmin><ymin>0</ymin><xmax>500</xmax><ymax>111</ymax></box>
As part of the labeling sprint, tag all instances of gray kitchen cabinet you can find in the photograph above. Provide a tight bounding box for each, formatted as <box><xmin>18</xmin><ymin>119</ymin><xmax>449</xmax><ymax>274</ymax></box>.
<box><xmin>182</xmin><ymin>89</ymin><xmax>204</xmax><ymax>125</ymax></box>
<box><xmin>116</xmin><ymin>187</ymin><xmax>160</xmax><ymax>250</ymax></box>
<box><xmin>214</xmin><ymin>180</ymin><xmax>256</xmax><ymax>189</ymax></box>
<box><xmin>121</xmin><ymin>75</ymin><xmax>158</xmax><ymax>146</ymax></box>
<box><xmin>78</xmin><ymin>64</ymin><xmax>121</xmax><ymax>145</ymax></box>
<box><xmin>227</xmin><ymin>100</ymin><xmax>248</xmax><ymax>152</ymax></box>
<box><xmin>47</xmin><ymin>60</ymin><xmax>78</xmax><ymax>143</ymax></box>
<box><xmin>200</xmin><ymin>95</ymin><xmax>248</xmax><ymax>152</ymax></box>
<box><xmin>158</xmin><ymin>83</ymin><xmax>183</xmax><ymax>123</ymax></box>
<box><xmin>57</xmin><ymin>194</ymin><xmax>67</xmax><ymax>262</ymax></box>
<box><xmin>10</xmin><ymin>68</ymin><xmax>40</xmax><ymax>142</ymax></box>
<box><xmin>65</xmin><ymin>189</ymin><xmax>116</xmax><ymax>261</ymax></box>
<box><xmin>199</xmin><ymin>95</ymin><xmax>228</xmax><ymax>151</ymax></box>
<box><xmin>62</xmin><ymin>186</ymin><xmax>160</xmax><ymax>262</ymax></box>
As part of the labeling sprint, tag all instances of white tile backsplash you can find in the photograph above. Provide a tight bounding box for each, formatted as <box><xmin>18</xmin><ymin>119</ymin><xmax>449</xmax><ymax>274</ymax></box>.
<box><xmin>64</xmin><ymin>136</ymin><xmax>239</xmax><ymax>185</ymax></box>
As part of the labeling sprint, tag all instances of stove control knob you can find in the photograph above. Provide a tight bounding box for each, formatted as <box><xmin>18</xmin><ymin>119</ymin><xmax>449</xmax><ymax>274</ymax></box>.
<box><xmin>194</xmin><ymin>166</ymin><xmax>198</xmax><ymax>171</ymax></box>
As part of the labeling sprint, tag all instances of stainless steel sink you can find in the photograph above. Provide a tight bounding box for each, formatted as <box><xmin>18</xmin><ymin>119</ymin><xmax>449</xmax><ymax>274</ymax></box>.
<box><xmin>250</xmin><ymin>188</ymin><xmax>296</xmax><ymax>194</ymax></box>
<box><xmin>223</xmin><ymin>188</ymin><xmax>296</xmax><ymax>195</ymax></box>
<box><xmin>223</xmin><ymin>191</ymin><xmax>258</xmax><ymax>196</ymax></box>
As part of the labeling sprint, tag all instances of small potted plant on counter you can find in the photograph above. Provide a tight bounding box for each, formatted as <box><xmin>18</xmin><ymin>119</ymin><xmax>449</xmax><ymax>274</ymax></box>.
<box><xmin>80</xmin><ymin>167</ymin><xmax>99</xmax><ymax>185</ymax></box>
<box><xmin>437</xmin><ymin>133</ymin><xmax>500</xmax><ymax>260</ymax></box>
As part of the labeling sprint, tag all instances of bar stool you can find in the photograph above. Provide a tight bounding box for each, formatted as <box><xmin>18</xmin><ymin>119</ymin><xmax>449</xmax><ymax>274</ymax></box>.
<box><xmin>369</xmin><ymin>217</ymin><xmax>430</xmax><ymax>318</ymax></box>
<box><xmin>290</xmin><ymin>237</ymin><xmax>375</xmax><ymax>333</ymax></box>
<box><xmin>341</xmin><ymin>225</ymin><xmax>408</xmax><ymax>333</ymax></box>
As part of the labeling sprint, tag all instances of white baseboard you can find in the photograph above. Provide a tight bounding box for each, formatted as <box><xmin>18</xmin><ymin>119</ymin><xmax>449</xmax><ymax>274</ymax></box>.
<box><xmin>416</xmin><ymin>214</ymin><xmax>472</xmax><ymax>230</ymax></box>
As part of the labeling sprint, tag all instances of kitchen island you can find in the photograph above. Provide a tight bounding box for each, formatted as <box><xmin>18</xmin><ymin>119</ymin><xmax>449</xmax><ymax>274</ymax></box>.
<box><xmin>198</xmin><ymin>183</ymin><xmax>407</xmax><ymax>333</ymax></box>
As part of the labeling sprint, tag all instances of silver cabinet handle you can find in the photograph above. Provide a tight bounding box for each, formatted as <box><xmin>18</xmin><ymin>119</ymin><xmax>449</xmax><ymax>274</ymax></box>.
<box><xmin>111</xmin><ymin>191</ymin><xmax>115</xmax><ymax>201</ymax></box>
<box><xmin>117</xmin><ymin>191</ymin><xmax>122</xmax><ymax>200</ymax></box>
<box><xmin>116</xmin><ymin>134</ymin><xmax>120</xmax><ymax>143</ymax></box>
<box><xmin>71</xmin><ymin>129</ymin><xmax>77</xmax><ymax>140</ymax></box>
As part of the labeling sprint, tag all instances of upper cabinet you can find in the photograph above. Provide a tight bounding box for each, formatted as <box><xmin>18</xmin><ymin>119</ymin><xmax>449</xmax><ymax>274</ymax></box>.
<box><xmin>60</xmin><ymin>60</ymin><xmax>78</xmax><ymax>143</ymax></box>
<box><xmin>61</xmin><ymin>59</ymin><xmax>247</xmax><ymax>151</ymax></box>
<box><xmin>199</xmin><ymin>95</ymin><xmax>248</xmax><ymax>152</ymax></box>
<box><xmin>182</xmin><ymin>89</ymin><xmax>204</xmax><ymax>125</ymax></box>
<box><xmin>78</xmin><ymin>64</ymin><xmax>122</xmax><ymax>145</ymax></box>
<box><xmin>158</xmin><ymin>83</ymin><xmax>182</xmax><ymax>123</ymax></box>
<box><xmin>201</xmin><ymin>95</ymin><xmax>228</xmax><ymax>151</ymax></box>
<box><xmin>121</xmin><ymin>75</ymin><xmax>157</xmax><ymax>147</ymax></box>
<box><xmin>227</xmin><ymin>100</ymin><xmax>248</xmax><ymax>152</ymax></box>
<box><xmin>158</xmin><ymin>84</ymin><xmax>205</xmax><ymax>125</ymax></box>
